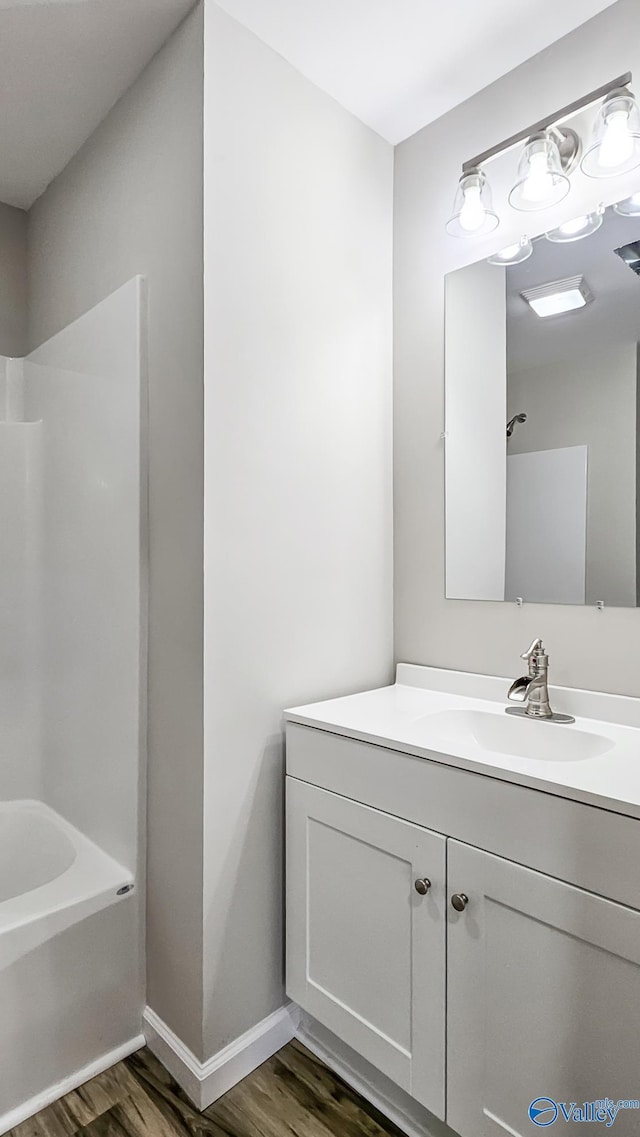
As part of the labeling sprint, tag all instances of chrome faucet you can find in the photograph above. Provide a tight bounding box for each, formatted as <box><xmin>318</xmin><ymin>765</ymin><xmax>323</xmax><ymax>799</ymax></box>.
<box><xmin>506</xmin><ymin>638</ymin><xmax>575</xmax><ymax>724</ymax></box>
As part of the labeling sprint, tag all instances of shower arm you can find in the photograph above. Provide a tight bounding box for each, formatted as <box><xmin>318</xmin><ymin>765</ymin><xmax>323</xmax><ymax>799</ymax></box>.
<box><xmin>507</xmin><ymin>412</ymin><xmax>527</xmax><ymax>439</ymax></box>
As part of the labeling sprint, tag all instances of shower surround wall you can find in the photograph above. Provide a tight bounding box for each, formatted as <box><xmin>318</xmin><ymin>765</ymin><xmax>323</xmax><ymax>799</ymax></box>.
<box><xmin>0</xmin><ymin>279</ymin><xmax>145</xmax><ymax>1131</ymax></box>
<box><xmin>25</xmin><ymin>278</ymin><xmax>146</xmax><ymax>871</ymax></box>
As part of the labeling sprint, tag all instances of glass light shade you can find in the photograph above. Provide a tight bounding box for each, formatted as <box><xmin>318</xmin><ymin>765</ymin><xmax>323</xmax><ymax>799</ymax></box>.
<box><xmin>487</xmin><ymin>237</ymin><xmax>533</xmax><ymax>265</ymax></box>
<box><xmin>614</xmin><ymin>192</ymin><xmax>640</xmax><ymax>216</ymax></box>
<box><xmin>581</xmin><ymin>92</ymin><xmax>640</xmax><ymax>178</ymax></box>
<box><xmin>546</xmin><ymin>207</ymin><xmax>604</xmax><ymax>243</ymax></box>
<box><xmin>446</xmin><ymin>169</ymin><xmax>499</xmax><ymax>238</ymax></box>
<box><xmin>508</xmin><ymin>134</ymin><xmax>570</xmax><ymax>212</ymax></box>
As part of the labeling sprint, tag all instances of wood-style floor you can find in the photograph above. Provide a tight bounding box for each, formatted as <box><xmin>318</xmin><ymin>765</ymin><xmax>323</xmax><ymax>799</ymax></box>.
<box><xmin>8</xmin><ymin>1041</ymin><xmax>405</xmax><ymax>1137</ymax></box>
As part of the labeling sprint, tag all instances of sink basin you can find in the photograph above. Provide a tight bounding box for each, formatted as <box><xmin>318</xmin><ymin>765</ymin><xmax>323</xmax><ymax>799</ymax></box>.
<box><xmin>416</xmin><ymin>709</ymin><xmax>614</xmax><ymax>763</ymax></box>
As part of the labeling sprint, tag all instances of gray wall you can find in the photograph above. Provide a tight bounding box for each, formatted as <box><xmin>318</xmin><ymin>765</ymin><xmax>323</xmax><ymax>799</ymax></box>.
<box><xmin>394</xmin><ymin>0</ymin><xmax>640</xmax><ymax>696</ymax></box>
<box><xmin>27</xmin><ymin>4</ymin><xmax>205</xmax><ymax>1053</ymax></box>
<box><xmin>0</xmin><ymin>203</ymin><xmax>27</xmax><ymax>357</ymax></box>
<box><xmin>203</xmin><ymin>5</ymin><xmax>394</xmax><ymax>1058</ymax></box>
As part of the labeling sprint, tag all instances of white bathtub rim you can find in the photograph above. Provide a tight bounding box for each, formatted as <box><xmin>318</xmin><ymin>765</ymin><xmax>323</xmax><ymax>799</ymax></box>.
<box><xmin>0</xmin><ymin>1033</ymin><xmax>145</xmax><ymax>1136</ymax></box>
<box><xmin>0</xmin><ymin>799</ymin><xmax>132</xmax><ymax>934</ymax></box>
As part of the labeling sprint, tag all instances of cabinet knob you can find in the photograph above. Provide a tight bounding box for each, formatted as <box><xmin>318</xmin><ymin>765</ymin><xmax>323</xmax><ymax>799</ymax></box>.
<box><xmin>414</xmin><ymin>878</ymin><xmax>431</xmax><ymax>895</ymax></box>
<box><xmin>451</xmin><ymin>892</ymin><xmax>469</xmax><ymax>912</ymax></box>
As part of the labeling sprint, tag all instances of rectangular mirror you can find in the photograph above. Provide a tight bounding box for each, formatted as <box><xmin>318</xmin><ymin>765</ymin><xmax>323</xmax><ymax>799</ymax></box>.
<box><xmin>445</xmin><ymin>194</ymin><xmax>640</xmax><ymax>607</ymax></box>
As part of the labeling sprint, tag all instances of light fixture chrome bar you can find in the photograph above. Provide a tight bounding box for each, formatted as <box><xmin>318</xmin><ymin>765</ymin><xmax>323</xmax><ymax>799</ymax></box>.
<box><xmin>462</xmin><ymin>72</ymin><xmax>632</xmax><ymax>174</ymax></box>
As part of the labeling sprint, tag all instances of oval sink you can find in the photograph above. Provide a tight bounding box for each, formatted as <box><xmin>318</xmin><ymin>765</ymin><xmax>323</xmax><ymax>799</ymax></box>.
<box><xmin>416</xmin><ymin>709</ymin><xmax>614</xmax><ymax>763</ymax></box>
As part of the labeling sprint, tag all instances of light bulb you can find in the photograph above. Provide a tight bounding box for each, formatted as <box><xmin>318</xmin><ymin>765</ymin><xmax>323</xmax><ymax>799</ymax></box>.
<box><xmin>509</xmin><ymin>134</ymin><xmax>570</xmax><ymax>212</ymax></box>
<box><xmin>459</xmin><ymin>184</ymin><xmax>486</xmax><ymax>233</ymax></box>
<box><xmin>497</xmin><ymin>242</ymin><xmax>522</xmax><ymax>258</ymax></box>
<box><xmin>446</xmin><ymin>169</ymin><xmax>499</xmax><ymax>238</ymax></box>
<box><xmin>582</xmin><ymin>91</ymin><xmax>640</xmax><ymax>179</ymax></box>
<box><xmin>546</xmin><ymin>207</ymin><xmax>604</xmax><ymax>244</ymax></box>
<box><xmin>615</xmin><ymin>192</ymin><xmax>640</xmax><ymax>216</ymax></box>
<box><xmin>521</xmin><ymin>151</ymin><xmax>555</xmax><ymax>204</ymax></box>
<box><xmin>487</xmin><ymin>237</ymin><xmax>533</xmax><ymax>266</ymax></box>
<box><xmin>559</xmin><ymin>216</ymin><xmax>589</xmax><ymax>236</ymax></box>
<box><xmin>599</xmin><ymin>108</ymin><xmax>634</xmax><ymax>170</ymax></box>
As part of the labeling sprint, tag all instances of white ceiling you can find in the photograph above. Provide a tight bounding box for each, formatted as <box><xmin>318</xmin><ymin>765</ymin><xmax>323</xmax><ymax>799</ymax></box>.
<box><xmin>0</xmin><ymin>0</ymin><xmax>197</xmax><ymax>210</ymax></box>
<box><xmin>216</xmin><ymin>0</ymin><xmax>619</xmax><ymax>144</ymax></box>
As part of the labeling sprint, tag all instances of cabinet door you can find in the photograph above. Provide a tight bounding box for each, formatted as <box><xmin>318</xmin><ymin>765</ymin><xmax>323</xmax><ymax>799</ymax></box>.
<box><xmin>447</xmin><ymin>840</ymin><xmax>640</xmax><ymax>1137</ymax></box>
<box><xmin>286</xmin><ymin>777</ymin><xmax>446</xmax><ymax>1119</ymax></box>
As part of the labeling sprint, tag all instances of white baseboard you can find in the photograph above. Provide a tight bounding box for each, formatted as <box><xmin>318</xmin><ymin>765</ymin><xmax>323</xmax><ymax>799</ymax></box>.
<box><xmin>0</xmin><ymin>1034</ymin><xmax>145</xmax><ymax>1137</ymax></box>
<box><xmin>143</xmin><ymin>1002</ymin><xmax>299</xmax><ymax>1111</ymax></box>
<box><xmin>144</xmin><ymin>1002</ymin><xmax>452</xmax><ymax>1135</ymax></box>
<box><xmin>295</xmin><ymin>1012</ymin><xmax>451</xmax><ymax>1137</ymax></box>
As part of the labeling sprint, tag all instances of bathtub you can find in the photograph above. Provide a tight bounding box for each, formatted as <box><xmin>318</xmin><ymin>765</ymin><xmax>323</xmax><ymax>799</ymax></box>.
<box><xmin>0</xmin><ymin>801</ymin><xmax>142</xmax><ymax>1133</ymax></box>
<box><xmin>0</xmin><ymin>800</ymin><xmax>133</xmax><ymax>971</ymax></box>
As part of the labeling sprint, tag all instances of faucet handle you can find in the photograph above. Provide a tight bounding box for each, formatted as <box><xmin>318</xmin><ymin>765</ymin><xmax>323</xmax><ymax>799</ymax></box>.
<box><xmin>521</xmin><ymin>637</ymin><xmax>544</xmax><ymax>661</ymax></box>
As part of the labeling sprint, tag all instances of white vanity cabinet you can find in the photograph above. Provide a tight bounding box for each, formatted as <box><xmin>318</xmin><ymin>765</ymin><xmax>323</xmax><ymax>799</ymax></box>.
<box><xmin>446</xmin><ymin>840</ymin><xmax>640</xmax><ymax>1137</ymax></box>
<box><xmin>286</xmin><ymin>778</ymin><xmax>447</xmax><ymax>1118</ymax></box>
<box><xmin>285</xmin><ymin>718</ymin><xmax>640</xmax><ymax>1137</ymax></box>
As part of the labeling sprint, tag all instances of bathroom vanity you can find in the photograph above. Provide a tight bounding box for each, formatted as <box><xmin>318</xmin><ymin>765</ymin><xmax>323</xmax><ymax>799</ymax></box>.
<box><xmin>285</xmin><ymin>664</ymin><xmax>640</xmax><ymax>1137</ymax></box>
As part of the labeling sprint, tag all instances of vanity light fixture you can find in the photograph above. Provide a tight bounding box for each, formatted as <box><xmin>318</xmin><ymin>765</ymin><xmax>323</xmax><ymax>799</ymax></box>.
<box><xmin>445</xmin><ymin>168</ymin><xmax>499</xmax><ymax>238</ymax></box>
<box><xmin>614</xmin><ymin>192</ymin><xmax>640</xmax><ymax>216</ymax></box>
<box><xmin>581</xmin><ymin>89</ymin><xmax>640</xmax><ymax>178</ymax></box>
<box><xmin>487</xmin><ymin>237</ymin><xmax>533</xmax><ymax>265</ymax></box>
<box><xmin>546</xmin><ymin>205</ymin><xmax>605</xmax><ymax>243</ymax></box>
<box><xmin>520</xmin><ymin>275</ymin><xmax>593</xmax><ymax>318</ymax></box>
<box><xmin>447</xmin><ymin>73</ymin><xmax>632</xmax><ymax>239</ymax></box>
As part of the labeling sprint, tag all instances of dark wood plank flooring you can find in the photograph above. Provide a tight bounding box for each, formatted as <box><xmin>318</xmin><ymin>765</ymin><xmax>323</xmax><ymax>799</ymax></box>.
<box><xmin>8</xmin><ymin>1041</ymin><xmax>405</xmax><ymax>1137</ymax></box>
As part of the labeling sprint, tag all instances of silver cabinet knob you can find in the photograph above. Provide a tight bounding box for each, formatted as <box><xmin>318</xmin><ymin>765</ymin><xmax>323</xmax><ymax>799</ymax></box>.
<box><xmin>414</xmin><ymin>878</ymin><xmax>431</xmax><ymax>895</ymax></box>
<box><xmin>451</xmin><ymin>893</ymin><xmax>469</xmax><ymax>912</ymax></box>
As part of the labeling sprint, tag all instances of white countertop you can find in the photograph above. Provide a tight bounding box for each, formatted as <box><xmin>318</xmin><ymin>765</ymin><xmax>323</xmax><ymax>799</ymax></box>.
<box><xmin>285</xmin><ymin>664</ymin><xmax>640</xmax><ymax>820</ymax></box>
